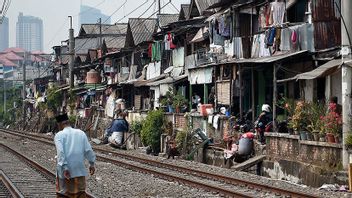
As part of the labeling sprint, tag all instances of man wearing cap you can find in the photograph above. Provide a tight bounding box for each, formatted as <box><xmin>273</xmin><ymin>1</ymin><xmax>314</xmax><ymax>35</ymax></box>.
<box><xmin>54</xmin><ymin>113</ymin><xmax>96</xmax><ymax>198</ymax></box>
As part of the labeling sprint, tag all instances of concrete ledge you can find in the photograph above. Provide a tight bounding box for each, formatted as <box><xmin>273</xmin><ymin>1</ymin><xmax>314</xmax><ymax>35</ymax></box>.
<box><xmin>300</xmin><ymin>140</ymin><xmax>342</xmax><ymax>148</ymax></box>
<box><xmin>265</xmin><ymin>132</ymin><xmax>299</xmax><ymax>140</ymax></box>
<box><xmin>232</xmin><ymin>155</ymin><xmax>266</xmax><ymax>171</ymax></box>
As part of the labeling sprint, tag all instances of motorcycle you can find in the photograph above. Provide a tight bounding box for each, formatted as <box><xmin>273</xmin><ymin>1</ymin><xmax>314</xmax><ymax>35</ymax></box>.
<box><xmin>233</xmin><ymin>109</ymin><xmax>254</xmax><ymax>133</ymax></box>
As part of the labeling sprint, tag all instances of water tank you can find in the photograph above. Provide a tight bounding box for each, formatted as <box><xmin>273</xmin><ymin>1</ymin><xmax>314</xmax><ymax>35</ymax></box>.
<box><xmin>86</xmin><ymin>69</ymin><xmax>100</xmax><ymax>84</ymax></box>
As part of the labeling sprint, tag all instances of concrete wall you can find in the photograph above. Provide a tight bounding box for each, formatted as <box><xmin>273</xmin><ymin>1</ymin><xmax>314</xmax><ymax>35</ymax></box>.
<box><xmin>264</xmin><ymin>133</ymin><xmax>347</xmax><ymax>187</ymax></box>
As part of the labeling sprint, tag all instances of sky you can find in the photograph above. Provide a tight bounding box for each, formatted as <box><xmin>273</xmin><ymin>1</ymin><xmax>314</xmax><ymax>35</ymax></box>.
<box><xmin>5</xmin><ymin>0</ymin><xmax>190</xmax><ymax>53</ymax></box>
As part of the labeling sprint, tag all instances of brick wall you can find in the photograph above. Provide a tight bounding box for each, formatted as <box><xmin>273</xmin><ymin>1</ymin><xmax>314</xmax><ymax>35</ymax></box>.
<box><xmin>175</xmin><ymin>114</ymin><xmax>186</xmax><ymax>129</ymax></box>
<box><xmin>265</xmin><ymin>133</ymin><xmax>342</xmax><ymax>167</ymax></box>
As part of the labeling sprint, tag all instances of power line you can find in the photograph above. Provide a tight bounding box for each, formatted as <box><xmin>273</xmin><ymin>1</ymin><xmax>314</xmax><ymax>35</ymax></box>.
<box><xmin>106</xmin><ymin>1</ymin><xmax>171</xmax><ymax>44</ymax></box>
<box><xmin>169</xmin><ymin>0</ymin><xmax>180</xmax><ymax>12</ymax></box>
<box><xmin>115</xmin><ymin>0</ymin><xmax>149</xmax><ymax>23</ymax></box>
<box><xmin>73</xmin><ymin>0</ymin><xmax>133</xmax><ymax>54</ymax></box>
<box><xmin>44</xmin><ymin>0</ymin><xmax>107</xmax><ymax>52</ymax></box>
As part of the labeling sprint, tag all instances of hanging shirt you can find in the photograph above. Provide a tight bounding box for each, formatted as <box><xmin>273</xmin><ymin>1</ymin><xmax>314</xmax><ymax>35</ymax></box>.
<box><xmin>270</xmin><ymin>2</ymin><xmax>285</xmax><ymax>25</ymax></box>
<box><xmin>54</xmin><ymin>127</ymin><xmax>96</xmax><ymax>179</ymax></box>
<box><xmin>152</xmin><ymin>41</ymin><xmax>161</xmax><ymax>62</ymax></box>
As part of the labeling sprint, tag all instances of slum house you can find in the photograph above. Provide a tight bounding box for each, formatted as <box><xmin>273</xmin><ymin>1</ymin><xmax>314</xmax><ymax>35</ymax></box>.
<box><xmin>74</xmin><ymin>23</ymin><xmax>127</xmax><ymax>120</ymax></box>
<box><xmin>117</xmin><ymin>18</ymin><xmax>158</xmax><ymax>111</ymax></box>
<box><xmin>52</xmin><ymin>23</ymin><xmax>127</xmax><ymax>121</ymax></box>
<box><xmin>192</xmin><ymin>0</ymin><xmax>334</xmax><ymax>123</ymax></box>
<box><xmin>277</xmin><ymin>0</ymin><xmax>343</xmax><ymax>104</ymax></box>
<box><xmin>146</xmin><ymin>13</ymin><xmax>191</xmax><ymax>112</ymax></box>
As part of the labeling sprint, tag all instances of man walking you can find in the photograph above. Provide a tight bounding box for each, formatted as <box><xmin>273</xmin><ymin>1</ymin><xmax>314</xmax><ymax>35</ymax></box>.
<box><xmin>54</xmin><ymin>113</ymin><xmax>96</xmax><ymax>198</ymax></box>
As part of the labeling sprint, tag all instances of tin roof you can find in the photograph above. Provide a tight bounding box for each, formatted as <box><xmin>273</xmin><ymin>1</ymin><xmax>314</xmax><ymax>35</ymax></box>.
<box><xmin>157</xmin><ymin>14</ymin><xmax>179</xmax><ymax>27</ymax></box>
<box><xmin>128</xmin><ymin>18</ymin><xmax>157</xmax><ymax>46</ymax></box>
<box><xmin>179</xmin><ymin>4</ymin><xmax>191</xmax><ymax>20</ymax></box>
<box><xmin>79</xmin><ymin>23</ymin><xmax>128</xmax><ymax>36</ymax></box>
<box><xmin>75</xmin><ymin>36</ymin><xmax>126</xmax><ymax>54</ymax></box>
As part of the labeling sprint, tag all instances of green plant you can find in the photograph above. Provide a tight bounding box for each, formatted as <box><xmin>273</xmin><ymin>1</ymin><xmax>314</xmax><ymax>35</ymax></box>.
<box><xmin>306</xmin><ymin>102</ymin><xmax>326</xmax><ymax>133</ymax></box>
<box><xmin>172</xmin><ymin>94</ymin><xmax>187</xmax><ymax>109</ymax></box>
<box><xmin>130</xmin><ymin>120</ymin><xmax>144</xmax><ymax>136</ymax></box>
<box><xmin>140</xmin><ymin>110</ymin><xmax>165</xmax><ymax>153</ymax></box>
<box><xmin>46</xmin><ymin>87</ymin><xmax>63</xmax><ymax>114</ymax></box>
<box><xmin>69</xmin><ymin>115</ymin><xmax>77</xmax><ymax>125</ymax></box>
<box><xmin>345</xmin><ymin>134</ymin><xmax>352</xmax><ymax>149</ymax></box>
<box><xmin>287</xmin><ymin>101</ymin><xmax>307</xmax><ymax>131</ymax></box>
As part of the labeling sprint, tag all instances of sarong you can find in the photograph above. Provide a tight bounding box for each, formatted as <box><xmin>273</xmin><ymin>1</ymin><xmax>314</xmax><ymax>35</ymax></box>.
<box><xmin>56</xmin><ymin>176</ymin><xmax>86</xmax><ymax>198</ymax></box>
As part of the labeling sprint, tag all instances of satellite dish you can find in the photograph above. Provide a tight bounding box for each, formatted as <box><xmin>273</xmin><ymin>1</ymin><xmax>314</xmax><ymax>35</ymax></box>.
<box><xmin>163</xmin><ymin>66</ymin><xmax>174</xmax><ymax>74</ymax></box>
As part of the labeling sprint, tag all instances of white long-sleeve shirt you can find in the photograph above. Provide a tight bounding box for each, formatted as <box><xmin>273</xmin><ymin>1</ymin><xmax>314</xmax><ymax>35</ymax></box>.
<box><xmin>54</xmin><ymin>127</ymin><xmax>96</xmax><ymax>179</ymax></box>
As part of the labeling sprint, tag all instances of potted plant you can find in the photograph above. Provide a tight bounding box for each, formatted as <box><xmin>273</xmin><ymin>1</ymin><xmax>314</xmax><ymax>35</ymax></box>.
<box><xmin>172</xmin><ymin>94</ymin><xmax>187</xmax><ymax>113</ymax></box>
<box><xmin>345</xmin><ymin>133</ymin><xmax>352</xmax><ymax>151</ymax></box>
<box><xmin>306</xmin><ymin>102</ymin><xmax>326</xmax><ymax>141</ymax></box>
<box><xmin>287</xmin><ymin>101</ymin><xmax>305</xmax><ymax>137</ymax></box>
<box><xmin>322</xmin><ymin>103</ymin><xmax>342</xmax><ymax>143</ymax></box>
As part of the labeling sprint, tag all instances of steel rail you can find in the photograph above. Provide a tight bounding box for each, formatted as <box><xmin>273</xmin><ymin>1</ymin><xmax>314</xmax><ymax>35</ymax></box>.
<box><xmin>0</xmin><ymin>142</ymin><xmax>97</xmax><ymax>198</ymax></box>
<box><xmin>0</xmin><ymin>170</ymin><xmax>24</xmax><ymax>198</ymax></box>
<box><xmin>1</xmin><ymin>128</ymin><xmax>319</xmax><ymax>198</ymax></box>
<box><xmin>0</xmin><ymin>129</ymin><xmax>252</xmax><ymax>197</ymax></box>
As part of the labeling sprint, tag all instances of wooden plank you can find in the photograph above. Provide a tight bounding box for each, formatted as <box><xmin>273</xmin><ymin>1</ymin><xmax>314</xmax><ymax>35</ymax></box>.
<box><xmin>231</xmin><ymin>155</ymin><xmax>266</xmax><ymax>171</ymax></box>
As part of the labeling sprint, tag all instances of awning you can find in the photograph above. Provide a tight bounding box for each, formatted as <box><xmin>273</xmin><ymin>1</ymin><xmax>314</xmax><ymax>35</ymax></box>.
<box><xmin>232</xmin><ymin>50</ymin><xmax>308</xmax><ymax>64</ymax></box>
<box><xmin>190</xmin><ymin>27</ymin><xmax>209</xmax><ymax>43</ymax></box>
<box><xmin>123</xmin><ymin>74</ymin><xmax>167</xmax><ymax>87</ymax></box>
<box><xmin>147</xmin><ymin>75</ymin><xmax>188</xmax><ymax>86</ymax></box>
<box><xmin>277</xmin><ymin>59</ymin><xmax>352</xmax><ymax>83</ymax></box>
<box><xmin>206</xmin><ymin>8</ymin><xmax>230</xmax><ymax>22</ymax></box>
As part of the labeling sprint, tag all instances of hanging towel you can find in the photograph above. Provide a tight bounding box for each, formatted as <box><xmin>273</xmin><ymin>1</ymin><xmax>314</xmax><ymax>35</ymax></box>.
<box><xmin>164</xmin><ymin>34</ymin><xmax>170</xmax><ymax>50</ymax></box>
<box><xmin>169</xmin><ymin>33</ymin><xmax>176</xmax><ymax>49</ymax></box>
<box><xmin>208</xmin><ymin>115</ymin><xmax>213</xmax><ymax>124</ymax></box>
<box><xmin>152</xmin><ymin>41</ymin><xmax>161</xmax><ymax>62</ymax></box>
<box><xmin>148</xmin><ymin>43</ymin><xmax>152</xmax><ymax>57</ymax></box>
<box><xmin>213</xmin><ymin>115</ymin><xmax>220</xmax><ymax>129</ymax></box>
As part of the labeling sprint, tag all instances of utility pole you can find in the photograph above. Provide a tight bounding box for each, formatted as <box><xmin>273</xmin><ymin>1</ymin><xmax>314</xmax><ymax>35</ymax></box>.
<box><xmin>99</xmin><ymin>18</ymin><xmax>102</xmax><ymax>48</ymax></box>
<box><xmin>3</xmin><ymin>77</ymin><xmax>5</xmax><ymax>114</ymax></box>
<box><xmin>158</xmin><ymin>0</ymin><xmax>161</xmax><ymax>14</ymax></box>
<box><xmin>341</xmin><ymin>0</ymin><xmax>352</xmax><ymax>169</ymax></box>
<box><xmin>68</xmin><ymin>16</ymin><xmax>75</xmax><ymax>89</ymax></box>
<box><xmin>22</xmin><ymin>52</ymin><xmax>26</xmax><ymax>128</ymax></box>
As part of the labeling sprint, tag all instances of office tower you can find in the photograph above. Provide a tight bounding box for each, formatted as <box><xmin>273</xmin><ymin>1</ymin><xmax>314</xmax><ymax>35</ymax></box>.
<box><xmin>79</xmin><ymin>5</ymin><xmax>111</xmax><ymax>26</ymax></box>
<box><xmin>0</xmin><ymin>17</ymin><xmax>9</xmax><ymax>51</ymax></box>
<box><xmin>16</xmin><ymin>12</ymin><xmax>43</xmax><ymax>51</ymax></box>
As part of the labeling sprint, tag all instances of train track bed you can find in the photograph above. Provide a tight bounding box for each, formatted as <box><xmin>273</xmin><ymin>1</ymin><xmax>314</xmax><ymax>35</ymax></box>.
<box><xmin>0</xmin><ymin>131</ymin><xmax>220</xmax><ymax>197</ymax></box>
<box><xmin>0</xmin><ymin>143</ymin><xmax>56</xmax><ymax>197</ymax></box>
<box><xmin>1</xmin><ymin>129</ymin><xmax>351</xmax><ymax>197</ymax></box>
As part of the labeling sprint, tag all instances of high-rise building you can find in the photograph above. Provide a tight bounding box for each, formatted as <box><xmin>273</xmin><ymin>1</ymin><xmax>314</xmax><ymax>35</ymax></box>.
<box><xmin>79</xmin><ymin>5</ymin><xmax>110</xmax><ymax>26</ymax></box>
<box><xmin>16</xmin><ymin>12</ymin><xmax>43</xmax><ymax>52</ymax></box>
<box><xmin>0</xmin><ymin>17</ymin><xmax>9</xmax><ymax>51</ymax></box>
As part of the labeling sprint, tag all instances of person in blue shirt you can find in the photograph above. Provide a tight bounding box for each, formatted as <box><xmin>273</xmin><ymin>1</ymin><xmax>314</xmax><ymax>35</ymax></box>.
<box><xmin>105</xmin><ymin>109</ymin><xmax>129</xmax><ymax>147</ymax></box>
<box><xmin>54</xmin><ymin>113</ymin><xmax>96</xmax><ymax>197</ymax></box>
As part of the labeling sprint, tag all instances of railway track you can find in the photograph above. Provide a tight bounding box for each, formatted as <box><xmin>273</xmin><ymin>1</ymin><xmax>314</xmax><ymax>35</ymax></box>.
<box><xmin>1</xmin><ymin>128</ymin><xmax>319</xmax><ymax>198</ymax></box>
<box><xmin>0</xmin><ymin>140</ymin><xmax>96</xmax><ymax>198</ymax></box>
<box><xmin>1</xmin><ymin>170</ymin><xmax>23</xmax><ymax>198</ymax></box>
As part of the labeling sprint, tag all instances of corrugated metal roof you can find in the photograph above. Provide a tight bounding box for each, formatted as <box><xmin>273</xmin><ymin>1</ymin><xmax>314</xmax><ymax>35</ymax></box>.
<box><xmin>277</xmin><ymin>59</ymin><xmax>350</xmax><ymax>82</ymax></box>
<box><xmin>75</xmin><ymin>36</ymin><xmax>126</xmax><ymax>54</ymax></box>
<box><xmin>128</xmin><ymin>18</ymin><xmax>157</xmax><ymax>46</ymax></box>
<box><xmin>79</xmin><ymin>23</ymin><xmax>128</xmax><ymax>36</ymax></box>
<box><xmin>158</xmin><ymin>14</ymin><xmax>179</xmax><ymax>27</ymax></box>
<box><xmin>179</xmin><ymin>4</ymin><xmax>190</xmax><ymax>20</ymax></box>
<box><xmin>196</xmin><ymin>0</ymin><xmax>219</xmax><ymax>13</ymax></box>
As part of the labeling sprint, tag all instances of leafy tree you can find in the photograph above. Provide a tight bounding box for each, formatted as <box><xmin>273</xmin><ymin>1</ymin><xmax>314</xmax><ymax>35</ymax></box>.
<box><xmin>141</xmin><ymin>110</ymin><xmax>165</xmax><ymax>153</ymax></box>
